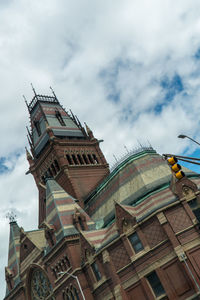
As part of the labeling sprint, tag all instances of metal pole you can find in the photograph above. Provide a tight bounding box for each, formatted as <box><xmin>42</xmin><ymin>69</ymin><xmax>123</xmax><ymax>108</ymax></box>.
<box><xmin>74</xmin><ymin>275</ymin><xmax>86</xmax><ymax>300</ymax></box>
<box><xmin>58</xmin><ymin>271</ymin><xmax>86</xmax><ymax>300</ymax></box>
<box><xmin>178</xmin><ymin>135</ymin><xmax>200</xmax><ymax>147</ymax></box>
<box><xmin>181</xmin><ymin>254</ymin><xmax>200</xmax><ymax>292</ymax></box>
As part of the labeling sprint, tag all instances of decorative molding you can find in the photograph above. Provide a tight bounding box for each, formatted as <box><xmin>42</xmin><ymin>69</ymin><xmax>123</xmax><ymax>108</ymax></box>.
<box><xmin>157</xmin><ymin>212</ymin><xmax>167</xmax><ymax>225</ymax></box>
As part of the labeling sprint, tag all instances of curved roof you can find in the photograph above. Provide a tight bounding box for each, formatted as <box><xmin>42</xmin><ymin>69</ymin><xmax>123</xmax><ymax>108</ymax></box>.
<box><xmin>85</xmin><ymin>148</ymin><xmax>198</xmax><ymax>227</ymax></box>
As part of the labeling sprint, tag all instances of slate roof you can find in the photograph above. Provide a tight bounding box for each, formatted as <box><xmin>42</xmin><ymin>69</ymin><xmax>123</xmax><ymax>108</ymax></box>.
<box><xmin>46</xmin><ymin>178</ymin><xmax>95</xmax><ymax>243</ymax></box>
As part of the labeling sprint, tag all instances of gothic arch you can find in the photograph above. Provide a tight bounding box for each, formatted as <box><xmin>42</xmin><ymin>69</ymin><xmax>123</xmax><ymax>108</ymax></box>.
<box><xmin>63</xmin><ymin>284</ymin><xmax>80</xmax><ymax>300</ymax></box>
<box><xmin>26</xmin><ymin>264</ymin><xmax>55</xmax><ymax>300</ymax></box>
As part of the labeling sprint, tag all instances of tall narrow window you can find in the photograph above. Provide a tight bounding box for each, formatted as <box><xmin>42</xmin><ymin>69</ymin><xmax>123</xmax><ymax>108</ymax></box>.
<box><xmin>146</xmin><ymin>271</ymin><xmax>166</xmax><ymax>297</ymax></box>
<box><xmin>78</xmin><ymin>216</ymin><xmax>85</xmax><ymax>230</ymax></box>
<box><xmin>128</xmin><ymin>232</ymin><xmax>144</xmax><ymax>253</ymax></box>
<box><xmin>48</xmin><ymin>168</ymin><xmax>53</xmax><ymax>177</ymax></box>
<box><xmin>83</xmin><ymin>154</ymin><xmax>89</xmax><ymax>164</ymax></box>
<box><xmin>54</xmin><ymin>159</ymin><xmax>60</xmax><ymax>171</ymax></box>
<box><xmin>77</xmin><ymin>154</ymin><xmax>84</xmax><ymax>165</ymax></box>
<box><xmin>93</xmin><ymin>154</ymin><xmax>99</xmax><ymax>164</ymax></box>
<box><xmin>41</xmin><ymin>176</ymin><xmax>45</xmax><ymax>184</ymax></box>
<box><xmin>66</xmin><ymin>154</ymin><xmax>73</xmax><ymax>165</ymax></box>
<box><xmin>91</xmin><ymin>262</ymin><xmax>102</xmax><ymax>281</ymax></box>
<box><xmin>34</xmin><ymin>120</ymin><xmax>41</xmax><ymax>136</ymax></box>
<box><xmin>72</xmin><ymin>155</ymin><xmax>78</xmax><ymax>165</ymax></box>
<box><xmin>88</xmin><ymin>154</ymin><xmax>94</xmax><ymax>164</ymax></box>
<box><xmin>55</xmin><ymin>109</ymin><xmax>65</xmax><ymax>126</ymax></box>
<box><xmin>189</xmin><ymin>199</ymin><xmax>200</xmax><ymax>223</ymax></box>
<box><xmin>51</xmin><ymin>163</ymin><xmax>57</xmax><ymax>175</ymax></box>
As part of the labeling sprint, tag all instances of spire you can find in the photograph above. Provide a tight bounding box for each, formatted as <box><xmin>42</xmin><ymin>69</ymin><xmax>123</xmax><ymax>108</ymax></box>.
<box><xmin>31</xmin><ymin>83</ymin><xmax>37</xmax><ymax>96</ymax></box>
<box><xmin>5</xmin><ymin>218</ymin><xmax>21</xmax><ymax>295</ymax></box>
<box><xmin>25</xmin><ymin>147</ymin><xmax>32</xmax><ymax>161</ymax></box>
<box><xmin>50</xmin><ymin>86</ymin><xmax>58</xmax><ymax>100</ymax></box>
<box><xmin>84</xmin><ymin>122</ymin><xmax>94</xmax><ymax>139</ymax></box>
<box><xmin>23</xmin><ymin>95</ymin><xmax>29</xmax><ymax>111</ymax></box>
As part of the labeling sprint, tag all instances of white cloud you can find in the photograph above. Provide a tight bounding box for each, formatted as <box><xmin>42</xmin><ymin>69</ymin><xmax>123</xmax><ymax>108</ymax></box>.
<box><xmin>1</xmin><ymin>0</ymin><xmax>200</xmax><ymax>297</ymax></box>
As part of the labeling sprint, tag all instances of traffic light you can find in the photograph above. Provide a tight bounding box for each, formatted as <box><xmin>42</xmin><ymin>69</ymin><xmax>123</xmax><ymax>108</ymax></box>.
<box><xmin>167</xmin><ymin>156</ymin><xmax>185</xmax><ymax>179</ymax></box>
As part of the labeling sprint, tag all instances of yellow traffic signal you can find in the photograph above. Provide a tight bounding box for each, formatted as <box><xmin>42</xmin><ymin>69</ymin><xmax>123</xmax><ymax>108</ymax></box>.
<box><xmin>167</xmin><ymin>156</ymin><xmax>185</xmax><ymax>179</ymax></box>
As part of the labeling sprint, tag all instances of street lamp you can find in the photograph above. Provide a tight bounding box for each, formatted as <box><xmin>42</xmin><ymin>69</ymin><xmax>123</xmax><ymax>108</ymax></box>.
<box><xmin>58</xmin><ymin>271</ymin><xmax>85</xmax><ymax>300</ymax></box>
<box><xmin>178</xmin><ymin>134</ymin><xmax>200</xmax><ymax>147</ymax></box>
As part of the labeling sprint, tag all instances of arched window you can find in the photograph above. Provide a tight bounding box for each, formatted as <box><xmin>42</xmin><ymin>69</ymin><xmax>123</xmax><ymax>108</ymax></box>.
<box><xmin>66</xmin><ymin>154</ymin><xmax>73</xmax><ymax>165</ymax></box>
<box><xmin>72</xmin><ymin>154</ymin><xmax>78</xmax><ymax>165</ymax></box>
<box><xmin>92</xmin><ymin>154</ymin><xmax>99</xmax><ymax>164</ymax></box>
<box><xmin>77</xmin><ymin>154</ymin><xmax>84</xmax><ymax>165</ymax></box>
<box><xmin>29</xmin><ymin>268</ymin><xmax>55</xmax><ymax>300</ymax></box>
<box><xmin>48</xmin><ymin>168</ymin><xmax>53</xmax><ymax>177</ymax></box>
<box><xmin>88</xmin><ymin>154</ymin><xmax>94</xmax><ymax>164</ymax></box>
<box><xmin>82</xmin><ymin>154</ymin><xmax>89</xmax><ymax>164</ymax></box>
<box><xmin>54</xmin><ymin>159</ymin><xmax>60</xmax><ymax>171</ymax></box>
<box><xmin>63</xmin><ymin>285</ymin><xmax>80</xmax><ymax>300</ymax></box>
<box><xmin>51</xmin><ymin>163</ymin><xmax>57</xmax><ymax>175</ymax></box>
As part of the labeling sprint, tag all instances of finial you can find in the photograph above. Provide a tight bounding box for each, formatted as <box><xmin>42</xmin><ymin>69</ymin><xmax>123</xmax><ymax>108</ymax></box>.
<box><xmin>6</xmin><ymin>211</ymin><xmax>17</xmax><ymax>223</ymax></box>
<box><xmin>147</xmin><ymin>140</ymin><xmax>152</xmax><ymax>148</ymax></box>
<box><xmin>50</xmin><ymin>86</ymin><xmax>58</xmax><ymax>100</ymax></box>
<box><xmin>113</xmin><ymin>154</ymin><xmax>118</xmax><ymax>163</ymax></box>
<box><xmin>25</xmin><ymin>147</ymin><xmax>33</xmax><ymax>160</ymax></box>
<box><xmin>124</xmin><ymin>145</ymin><xmax>129</xmax><ymax>154</ymax></box>
<box><xmin>23</xmin><ymin>95</ymin><xmax>29</xmax><ymax>110</ymax></box>
<box><xmin>137</xmin><ymin>139</ymin><xmax>143</xmax><ymax>148</ymax></box>
<box><xmin>31</xmin><ymin>83</ymin><xmax>37</xmax><ymax>96</ymax></box>
<box><xmin>45</xmin><ymin>119</ymin><xmax>49</xmax><ymax>128</ymax></box>
<box><xmin>84</xmin><ymin>122</ymin><xmax>94</xmax><ymax>139</ymax></box>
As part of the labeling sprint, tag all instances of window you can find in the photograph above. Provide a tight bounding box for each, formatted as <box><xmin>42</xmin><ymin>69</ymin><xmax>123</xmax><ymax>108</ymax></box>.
<box><xmin>91</xmin><ymin>262</ymin><xmax>102</xmax><ymax>281</ymax></box>
<box><xmin>51</xmin><ymin>163</ymin><xmax>57</xmax><ymax>175</ymax></box>
<box><xmin>78</xmin><ymin>216</ymin><xmax>85</xmax><ymax>230</ymax></box>
<box><xmin>82</xmin><ymin>154</ymin><xmax>89</xmax><ymax>164</ymax></box>
<box><xmin>30</xmin><ymin>268</ymin><xmax>55</xmax><ymax>299</ymax></box>
<box><xmin>48</xmin><ymin>168</ymin><xmax>53</xmax><ymax>177</ymax></box>
<box><xmin>63</xmin><ymin>285</ymin><xmax>79</xmax><ymax>300</ymax></box>
<box><xmin>72</xmin><ymin>154</ymin><xmax>78</xmax><ymax>165</ymax></box>
<box><xmin>189</xmin><ymin>199</ymin><xmax>200</xmax><ymax>223</ymax></box>
<box><xmin>55</xmin><ymin>109</ymin><xmax>65</xmax><ymax>126</ymax></box>
<box><xmin>66</xmin><ymin>154</ymin><xmax>73</xmax><ymax>165</ymax></box>
<box><xmin>54</xmin><ymin>159</ymin><xmax>60</xmax><ymax>171</ymax></box>
<box><xmin>77</xmin><ymin>154</ymin><xmax>84</xmax><ymax>165</ymax></box>
<box><xmin>93</xmin><ymin>154</ymin><xmax>99</xmax><ymax>164</ymax></box>
<box><xmin>146</xmin><ymin>271</ymin><xmax>165</xmax><ymax>297</ymax></box>
<box><xmin>88</xmin><ymin>154</ymin><xmax>94</xmax><ymax>164</ymax></box>
<box><xmin>128</xmin><ymin>232</ymin><xmax>144</xmax><ymax>253</ymax></box>
<box><xmin>34</xmin><ymin>120</ymin><xmax>41</xmax><ymax>136</ymax></box>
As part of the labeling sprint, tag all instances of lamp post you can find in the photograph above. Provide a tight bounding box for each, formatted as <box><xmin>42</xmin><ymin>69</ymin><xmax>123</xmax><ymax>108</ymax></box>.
<box><xmin>178</xmin><ymin>134</ymin><xmax>200</xmax><ymax>147</ymax></box>
<box><xmin>181</xmin><ymin>254</ymin><xmax>200</xmax><ymax>293</ymax></box>
<box><xmin>58</xmin><ymin>271</ymin><xmax>85</xmax><ymax>300</ymax></box>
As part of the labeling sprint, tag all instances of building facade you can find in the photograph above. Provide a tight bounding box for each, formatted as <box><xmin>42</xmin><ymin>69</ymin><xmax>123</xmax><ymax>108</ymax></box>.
<box><xmin>4</xmin><ymin>92</ymin><xmax>200</xmax><ymax>299</ymax></box>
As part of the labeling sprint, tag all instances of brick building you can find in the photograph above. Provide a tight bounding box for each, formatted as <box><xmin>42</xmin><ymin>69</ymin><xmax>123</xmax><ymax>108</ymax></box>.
<box><xmin>4</xmin><ymin>92</ymin><xmax>200</xmax><ymax>299</ymax></box>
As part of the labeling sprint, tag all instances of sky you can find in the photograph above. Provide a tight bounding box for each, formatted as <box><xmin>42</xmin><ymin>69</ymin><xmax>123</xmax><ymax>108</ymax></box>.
<box><xmin>1</xmin><ymin>0</ymin><xmax>200</xmax><ymax>297</ymax></box>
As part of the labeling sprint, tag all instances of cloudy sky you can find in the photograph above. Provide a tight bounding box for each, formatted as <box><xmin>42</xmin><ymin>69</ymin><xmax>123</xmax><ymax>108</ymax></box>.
<box><xmin>1</xmin><ymin>0</ymin><xmax>200</xmax><ymax>297</ymax></box>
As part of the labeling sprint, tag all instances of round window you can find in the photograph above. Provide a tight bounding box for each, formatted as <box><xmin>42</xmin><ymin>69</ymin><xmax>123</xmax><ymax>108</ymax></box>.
<box><xmin>30</xmin><ymin>268</ymin><xmax>55</xmax><ymax>300</ymax></box>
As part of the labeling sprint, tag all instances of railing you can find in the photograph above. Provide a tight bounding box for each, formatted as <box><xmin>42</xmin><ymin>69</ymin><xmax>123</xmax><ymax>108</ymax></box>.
<box><xmin>110</xmin><ymin>146</ymin><xmax>154</xmax><ymax>172</ymax></box>
<box><xmin>28</xmin><ymin>94</ymin><xmax>59</xmax><ymax>112</ymax></box>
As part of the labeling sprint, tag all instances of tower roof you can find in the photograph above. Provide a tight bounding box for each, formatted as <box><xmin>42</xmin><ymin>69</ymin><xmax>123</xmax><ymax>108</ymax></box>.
<box><xmin>45</xmin><ymin>178</ymin><xmax>95</xmax><ymax>244</ymax></box>
<box><xmin>5</xmin><ymin>221</ymin><xmax>21</xmax><ymax>295</ymax></box>
<box><xmin>26</xmin><ymin>92</ymin><xmax>87</xmax><ymax>156</ymax></box>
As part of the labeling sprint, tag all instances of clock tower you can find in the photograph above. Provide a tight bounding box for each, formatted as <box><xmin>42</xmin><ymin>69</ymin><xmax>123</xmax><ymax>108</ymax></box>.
<box><xmin>26</xmin><ymin>90</ymin><xmax>109</xmax><ymax>227</ymax></box>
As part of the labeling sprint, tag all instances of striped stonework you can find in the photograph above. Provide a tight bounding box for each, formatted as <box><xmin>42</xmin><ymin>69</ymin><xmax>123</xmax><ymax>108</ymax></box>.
<box><xmin>46</xmin><ymin>178</ymin><xmax>95</xmax><ymax>242</ymax></box>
